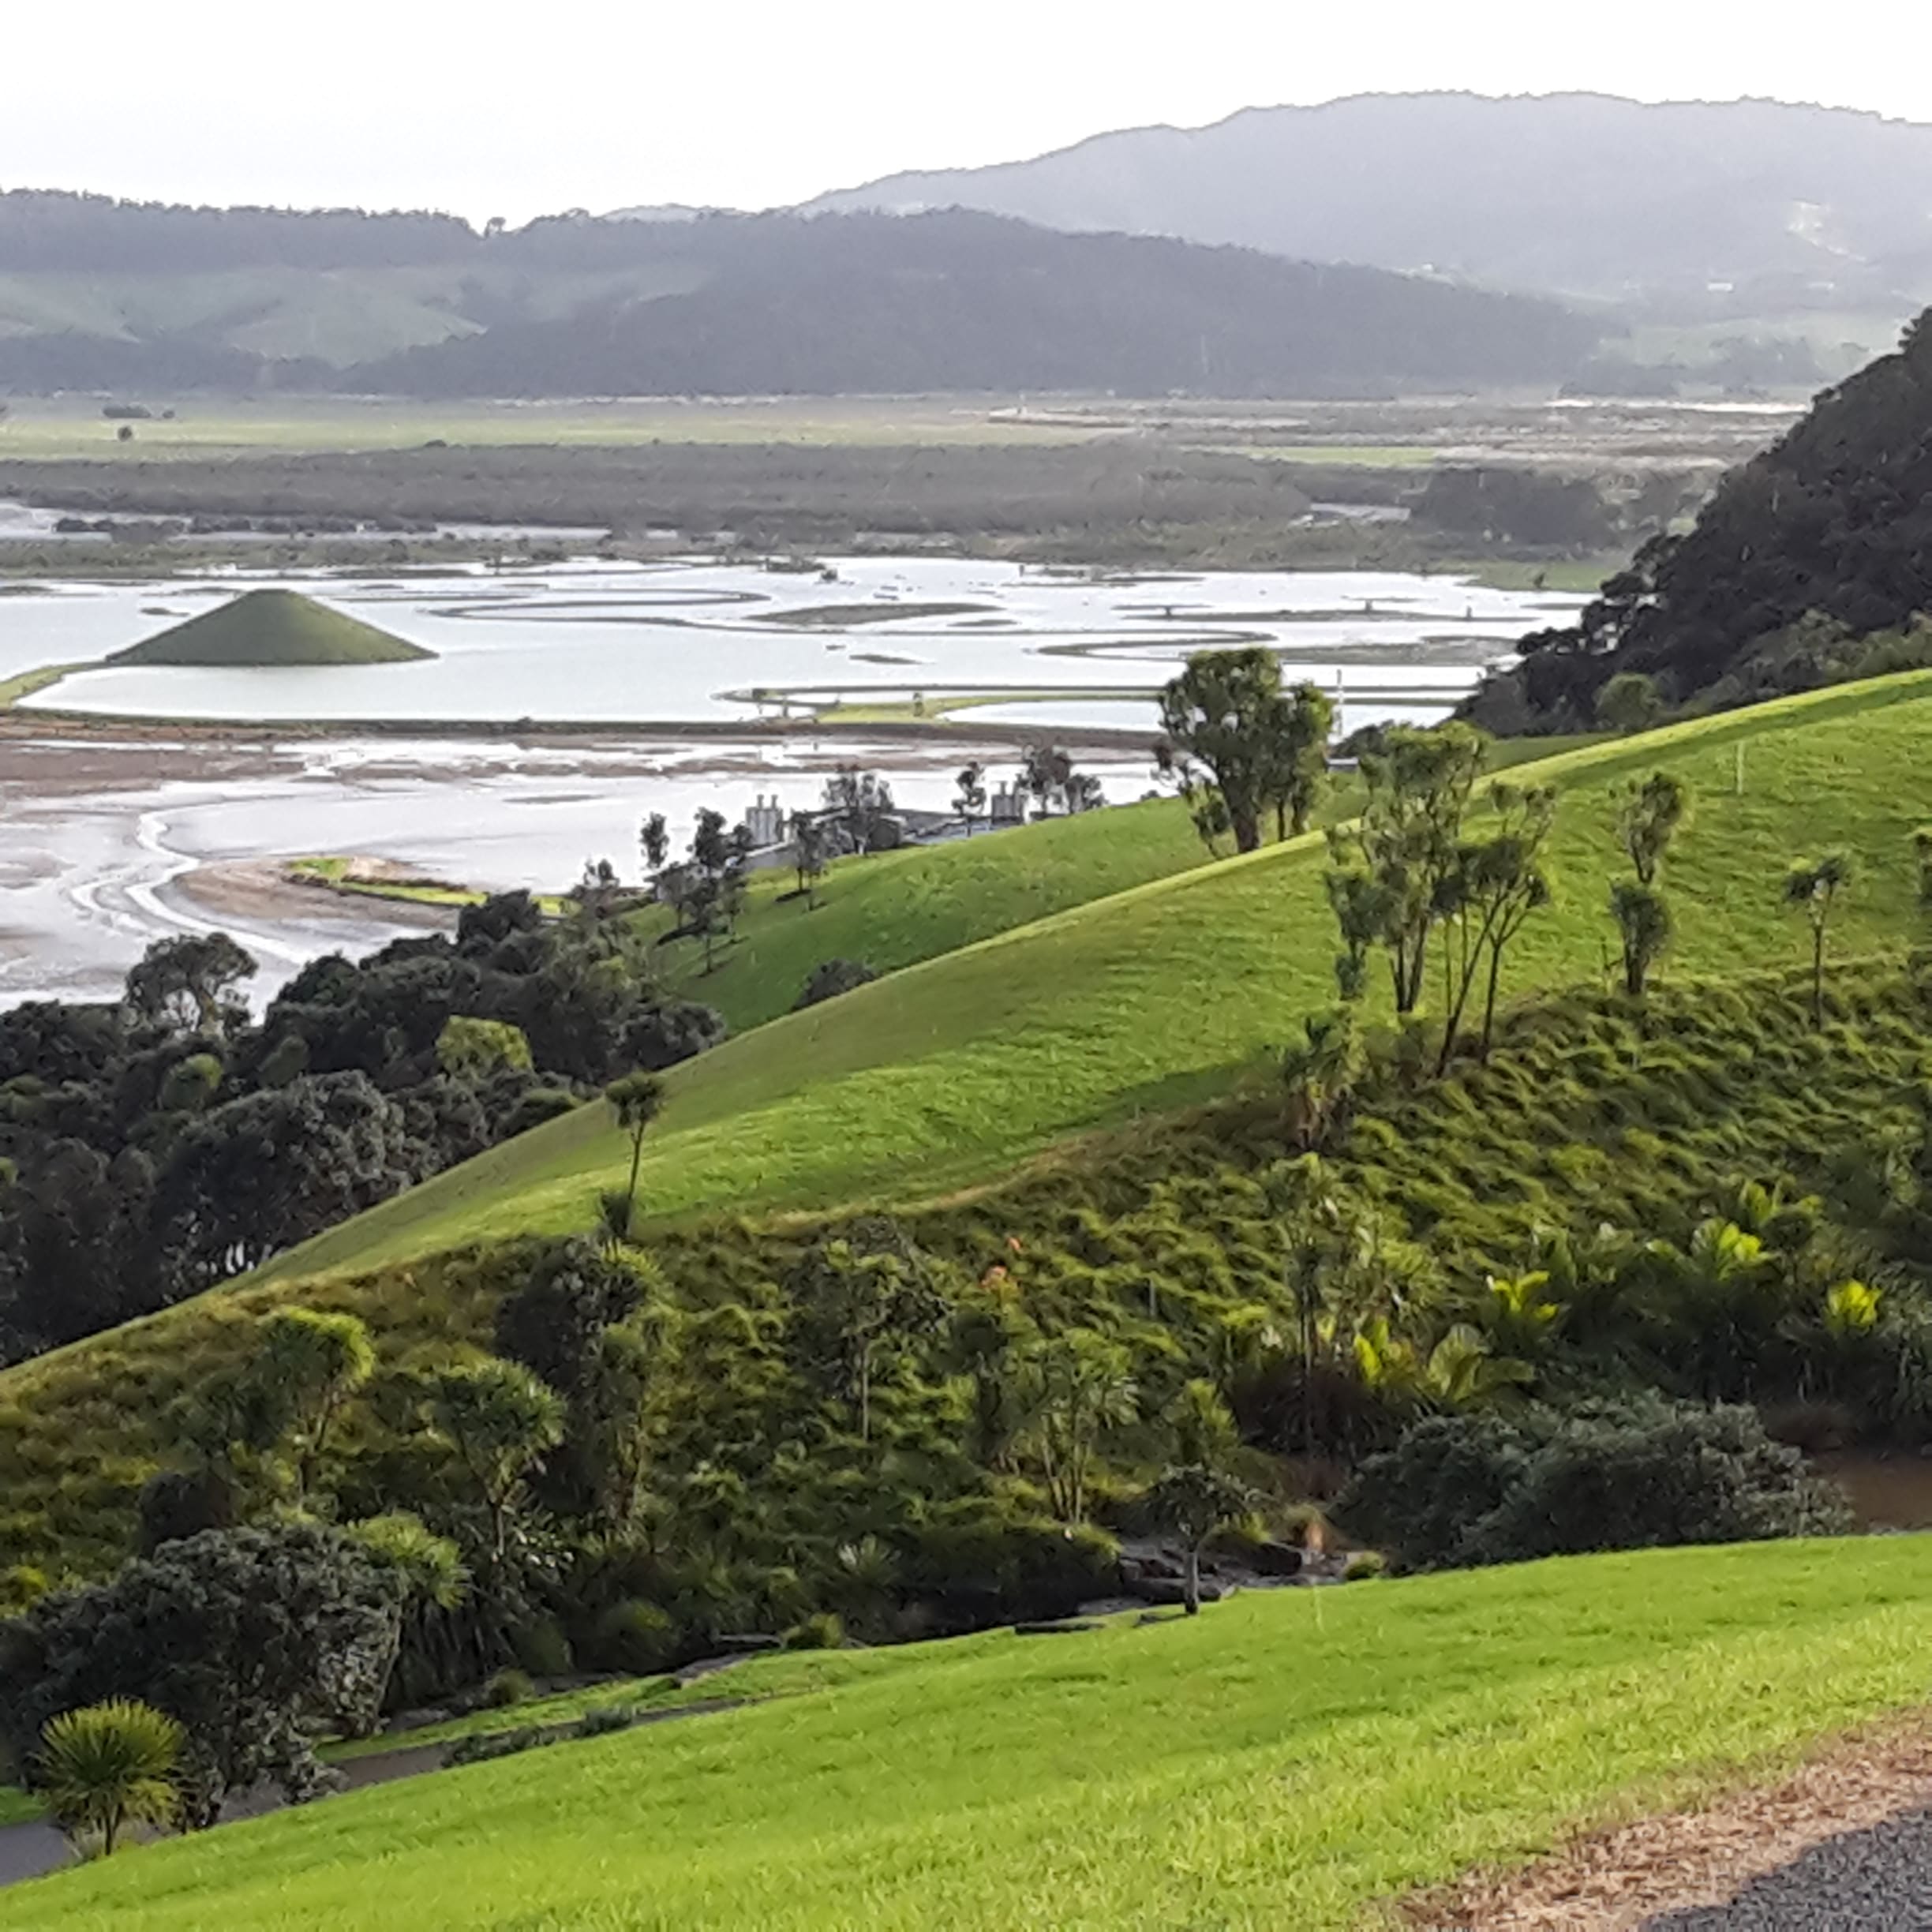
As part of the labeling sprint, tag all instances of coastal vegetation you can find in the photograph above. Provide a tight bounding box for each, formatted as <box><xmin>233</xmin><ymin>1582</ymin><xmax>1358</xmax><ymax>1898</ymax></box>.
<box><xmin>2</xmin><ymin>353</ymin><xmax>1930</xmax><ymax>1927</ymax></box>
<box><xmin>0</xmin><ymin>900</ymin><xmax>721</xmax><ymax>1366</ymax></box>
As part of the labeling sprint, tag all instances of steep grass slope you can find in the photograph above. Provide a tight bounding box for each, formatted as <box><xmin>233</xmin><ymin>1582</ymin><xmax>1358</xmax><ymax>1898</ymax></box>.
<box><xmin>646</xmin><ymin>744</ymin><xmax>1582</xmax><ymax>1034</ymax></box>
<box><xmin>19</xmin><ymin>1542</ymin><xmax>1932</xmax><ymax>1929</ymax></box>
<box><xmin>651</xmin><ymin>797</ymin><xmax>1209</xmax><ymax>1034</ymax></box>
<box><xmin>109</xmin><ymin>589</ymin><xmax>432</xmax><ymax>666</ymax></box>
<box><xmin>3</xmin><ymin>957</ymin><xmax>1914</xmax><ymax>1582</ymax></box>
<box><xmin>262</xmin><ymin>672</ymin><xmax>1932</xmax><ymax>1282</ymax></box>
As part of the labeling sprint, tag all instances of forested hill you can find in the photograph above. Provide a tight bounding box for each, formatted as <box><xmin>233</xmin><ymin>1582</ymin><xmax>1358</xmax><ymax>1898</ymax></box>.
<box><xmin>357</xmin><ymin>212</ymin><xmax>1597</xmax><ymax>399</ymax></box>
<box><xmin>0</xmin><ymin>197</ymin><xmax>1597</xmax><ymax>396</ymax></box>
<box><xmin>1473</xmin><ymin>310</ymin><xmax>1932</xmax><ymax>728</ymax></box>
<box><xmin>810</xmin><ymin>93</ymin><xmax>1932</xmax><ymax>309</ymax></box>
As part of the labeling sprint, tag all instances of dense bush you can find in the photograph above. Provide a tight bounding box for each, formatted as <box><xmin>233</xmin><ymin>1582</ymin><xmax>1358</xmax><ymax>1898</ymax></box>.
<box><xmin>482</xmin><ymin>1668</ymin><xmax>534</xmax><ymax>1709</ymax></box>
<box><xmin>590</xmin><ymin>1601</ymin><xmax>680</xmax><ymax>1676</ymax></box>
<box><xmin>0</xmin><ymin>904</ymin><xmax>724</xmax><ymax>1366</ymax></box>
<box><xmin>0</xmin><ymin>1523</ymin><xmax>404</xmax><ymax>1823</ymax></box>
<box><xmin>1472</xmin><ymin>308</ymin><xmax>1932</xmax><ymax>725</ymax></box>
<box><xmin>793</xmin><ymin>958</ymin><xmax>880</xmax><ymax>1009</ymax></box>
<box><xmin>1337</xmin><ymin>1399</ymin><xmax>1852</xmax><ymax>1573</ymax></box>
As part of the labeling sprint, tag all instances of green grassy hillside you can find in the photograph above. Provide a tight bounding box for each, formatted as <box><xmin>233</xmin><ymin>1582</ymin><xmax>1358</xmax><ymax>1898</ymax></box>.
<box><xmin>655</xmin><ymin>799</ymin><xmax>1208</xmax><ymax>1033</ymax></box>
<box><xmin>3</xmin><ymin>954</ymin><xmax>1913</xmax><ymax>1582</ymax></box>
<box><xmin>18</xmin><ymin>1541</ymin><xmax>1932</xmax><ymax>1929</ymax></box>
<box><xmin>0</xmin><ymin>264</ymin><xmax>714</xmax><ymax>371</ymax></box>
<box><xmin>261</xmin><ymin>671</ymin><xmax>1932</xmax><ymax>1284</ymax></box>
<box><xmin>110</xmin><ymin>589</ymin><xmax>433</xmax><ymax>667</ymax></box>
<box><xmin>647</xmin><ymin>743</ymin><xmax>1582</xmax><ymax>1034</ymax></box>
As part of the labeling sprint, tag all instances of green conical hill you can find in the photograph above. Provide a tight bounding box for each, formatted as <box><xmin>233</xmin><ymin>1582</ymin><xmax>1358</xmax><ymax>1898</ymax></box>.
<box><xmin>110</xmin><ymin>588</ymin><xmax>434</xmax><ymax>667</ymax></box>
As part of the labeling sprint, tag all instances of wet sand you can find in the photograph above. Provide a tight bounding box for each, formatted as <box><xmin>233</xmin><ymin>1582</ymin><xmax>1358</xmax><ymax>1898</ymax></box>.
<box><xmin>0</xmin><ymin>724</ymin><xmax>1153</xmax><ymax>1007</ymax></box>
<box><xmin>173</xmin><ymin>859</ymin><xmax>456</xmax><ymax>934</ymax></box>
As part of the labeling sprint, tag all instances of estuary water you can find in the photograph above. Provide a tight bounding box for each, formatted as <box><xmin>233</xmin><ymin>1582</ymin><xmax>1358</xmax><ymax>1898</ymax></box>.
<box><xmin>2</xmin><ymin>554</ymin><xmax>1581</xmax><ymax>734</ymax></box>
<box><xmin>0</xmin><ymin>554</ymin><xmax>1582</xmax><ymax>1005</ymax></box>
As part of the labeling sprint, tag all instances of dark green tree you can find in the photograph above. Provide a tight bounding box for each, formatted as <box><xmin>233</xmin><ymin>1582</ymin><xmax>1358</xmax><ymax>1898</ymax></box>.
<box><xmin>1594</xmin><ymin>671</ymin><xmax>1664</xmax><ymax>734</ymax></box>
<box><xmin>0</xmin><ymin>1523</ymin><xmax>403</xmax><ymax>1827</ymax></box>
<box><xmin>1157</xmin><ymin>646</ymin><xmax>1288</xmax><ymax>854</ymax></box>
<box><xmin>1608</xmin><ymin>879</ymin><xmax>1673</xmax><ymax>996</ymax></box>
<box><xmin>788</xmin><ymin>810</ymin><xmax>830</xmax><ymax>908</ymax></box>
<box><xmin>1260</xmin><ymin>681</ymin><xmax>1335</xmax><ymax>841</ymax></box>
<box><xmin>822</xmin><ymin>767</ymin><xmax>895</xmax><ymax>854</ymax></box>
<box><xmin>124</xmin><ymin>934</ymin><xmax>257</xmax><ymax>1039</ymax></box>
<box><xmin>944</xmin><ymin>1290</ymin><xmax>1035</xmax><ymax>1468</ymax></box>
<box><xmin>152</xmin><ymin>1073</ymin><xmax>412</xmax><ymax>1288</ymax></box>
<box><xmin>638</xmin><ymin>811</ymin><xmax>670</xmax><ymax>879</ymax></box>
<box><xmin>789</xmin><ymin>1237</ymin><xmax>945</xmax><ymax>1443</ymax></box>
<box><xmin>1325</xmin><ymin>722</ymin><xmax>1488</xmax><ymax>1016</ymax></box>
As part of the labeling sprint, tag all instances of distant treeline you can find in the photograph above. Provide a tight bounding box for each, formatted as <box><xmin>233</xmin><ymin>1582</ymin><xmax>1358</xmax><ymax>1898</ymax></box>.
<box><xmin>0</xmin><ymin>190</ymin><xmax>477</xmax><ymax>271</ymax></box>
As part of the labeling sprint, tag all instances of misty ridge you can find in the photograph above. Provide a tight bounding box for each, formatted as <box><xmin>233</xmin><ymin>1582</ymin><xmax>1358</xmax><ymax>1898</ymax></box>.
<box><xmin>2</xmin><ymin>93</ymin><xmax>1931</xmax><ymax>399</ymax></box>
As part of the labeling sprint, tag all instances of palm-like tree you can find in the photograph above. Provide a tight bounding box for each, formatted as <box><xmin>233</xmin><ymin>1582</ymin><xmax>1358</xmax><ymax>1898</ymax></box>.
<box><xmin>1784</xmin><ymin>849</ymin><xmax>1855</xmax><ymax>1025</ymax></box>
<box><xmin>1146</xmin><ymin>1463</ymin><xmax>1261</xmax><ymax>1613</ymax></box>
<box><xmin>258</xmin><ymin>1308</ymin><xmax>375</xmax><ymax>1500</ymax></box>
<box><xmin>1648</xmin><ymin>1217</ymin><xmax>1788</xmax><ymax>1398</ymax></box>
<box><xmin>1020</xmin><ymin>1331</ymin><xmax>1137</xmax><ymax>1524</ymax></box>
<box><xmin>605</xmin><ymin>1071</ymin><xmax>665</xmax><ymax>1243</ymax></box>
<box><xmin>37</xmin><ymin>1700</ymin><xmax>185</xmax><ymax>1857</ymax></box>
<box><xmin>429</xmin><ymin>1360</ymin><xmax>567</xmax><ymax>1566</ymax></box>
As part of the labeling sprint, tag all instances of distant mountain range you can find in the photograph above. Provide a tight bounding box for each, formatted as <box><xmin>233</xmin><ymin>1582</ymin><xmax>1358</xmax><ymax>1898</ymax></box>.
<box><xmin>6</xmin><ymin>94</ymin><xmax>1932</xmax><ymax>402</ymax></box>
<box><xmin>808</xmin><ymin>93</ymin><xmax>1932</xmax><ymax>310</ymax></box>
<box><xmin>0</xmin><ymin>198</ymin><xmax>1595</xmax><ymax>399</ymax></box>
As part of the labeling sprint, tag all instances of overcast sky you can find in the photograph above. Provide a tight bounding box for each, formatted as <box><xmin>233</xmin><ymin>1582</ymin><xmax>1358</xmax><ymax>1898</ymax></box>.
<box><xmin>6</xmin><ymin>0</ymin><xmax>1928</xmax><ymax>223</ymax></box>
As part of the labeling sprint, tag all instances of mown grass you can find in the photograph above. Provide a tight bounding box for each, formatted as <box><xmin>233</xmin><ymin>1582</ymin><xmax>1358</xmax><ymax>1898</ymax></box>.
<box><xmin>0</xmin><ymin>1785</ymin><xmax>43</xmax><ymax>1827</ymax></box>
<box><xmin>253</xmin><ymin>671</ymin><xmax>1932</xmax><ymax>1282</ymax></box>
<box><xmin>18</xmin><ymin>1541</ymin><xmax>1932</xmax><ymax>1928</ymax></box>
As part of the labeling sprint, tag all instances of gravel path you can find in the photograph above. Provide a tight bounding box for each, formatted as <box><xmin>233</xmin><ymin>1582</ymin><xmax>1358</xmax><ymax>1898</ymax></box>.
<box><xmin>1403</xmin><ymin>1720</ymin><xmax>1932</xmax><ymax>1929</ymax></box>
<box><xmin>1645</xmin><ymin>1805</ymin><xmax>1932</xmax><ymax>1929</ymax></box>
